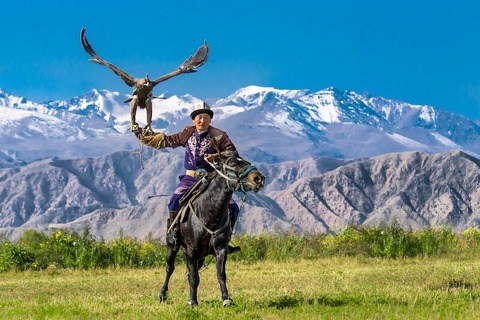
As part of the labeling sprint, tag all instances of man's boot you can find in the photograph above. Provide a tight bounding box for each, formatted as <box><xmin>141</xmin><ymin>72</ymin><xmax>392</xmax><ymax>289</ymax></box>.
<box><xmin>227</xmin><ymin>207</ymin><xmax>241</xmax><ymax>254</ymax></box>
<box><xmin>166</xmin><ymin>211</ymin><xmax>180</xmax><ymax>251</ymax></box>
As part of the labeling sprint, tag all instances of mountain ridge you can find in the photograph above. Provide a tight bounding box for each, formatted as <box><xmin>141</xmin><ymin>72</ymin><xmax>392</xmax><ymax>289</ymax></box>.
<box><xmin>1</xmin><ymin>86</ymin><xmax>480</xmax><ymax>240</ymax></box>
<box><xmin>1</xmin><ymin>86</ymin><xmax>479</xmax><ymax>167</ymax></box>
<box><xmin>0</xmin><ymin>149</ymin><xmax>478</xmax><ymax>241</ymax></box>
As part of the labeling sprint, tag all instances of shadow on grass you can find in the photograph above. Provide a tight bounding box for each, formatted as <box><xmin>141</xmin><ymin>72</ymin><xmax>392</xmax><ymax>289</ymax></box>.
<box><xmin>266</xmin><ymin>294</ymin><xmax>347</xmax><ymax>309</ymax></box>
<box><xmin>429</xmin><ymin>278</ymin><xmax>476</xmax><ymax>292</ymax></box>
<box><xmin>447</xmin><ymin>279</ymin><xmax>474</xmax><ymax>290</ymax></box>
<box><xmin>265</xmin><ymin>294</ymin><xmax>415</xmax><ymax>310</ymax></box>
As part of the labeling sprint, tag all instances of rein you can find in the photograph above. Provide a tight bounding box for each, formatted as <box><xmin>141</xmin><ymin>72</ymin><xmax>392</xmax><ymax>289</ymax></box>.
<box><xmin>209</xmin><ymin>160</ymin><xmax>257</xmax><ymax>194</ymax></box>
<box><xmin>188</xmin><ymin>201</ymin><xmax>231</xmax><ymax>238</ymax></box>
<box><xmin>182</xmin><ymin>158</ymin><xmax>256</xmax><ymax>240</ymax></box>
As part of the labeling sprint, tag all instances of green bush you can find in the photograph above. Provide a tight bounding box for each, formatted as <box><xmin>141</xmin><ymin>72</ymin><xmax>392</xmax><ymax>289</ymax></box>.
<box><xmin>1</xmin><ymin>225</ymin><xmax>480</xmax><ymax>272</ymax></box>
<box><xmin>231</xmin><ymin>234</ymin><xmax>269</xmax><ymax>262</ymax></box>
<box><xmin>320</xmin><ymin>224</ymin><xmax>458</xmax><ymax>258</ymax></box>
<box><xmin>0</xmin><ymin>239</ymin><xmax>36</xmax><ymax>271</ymax></box>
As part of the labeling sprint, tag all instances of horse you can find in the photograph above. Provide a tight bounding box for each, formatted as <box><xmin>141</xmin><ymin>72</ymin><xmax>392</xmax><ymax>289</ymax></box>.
<box><xmin>158</xmin><ymin>153</ymin><xmax>266</xmax><ymax>306</ymax></box>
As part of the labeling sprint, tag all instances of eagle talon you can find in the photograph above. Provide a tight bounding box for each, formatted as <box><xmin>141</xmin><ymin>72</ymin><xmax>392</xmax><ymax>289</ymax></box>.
<box><xmin>143</xmin><ymin>125</ymin><xmax>155</xmax><ymax>136</ymax></box>
<box><xmin>130</xmin><ymin>123</ymin><xmax>140</xmax><ymax>133</ymax></box>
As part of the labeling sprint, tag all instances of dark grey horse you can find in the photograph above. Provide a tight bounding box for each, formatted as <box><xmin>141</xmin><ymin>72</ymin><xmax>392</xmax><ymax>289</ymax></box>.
<box><xmin>158</xmin><ymin>154</ymin><xmax>265</xmax><ymax>306</ymax></box>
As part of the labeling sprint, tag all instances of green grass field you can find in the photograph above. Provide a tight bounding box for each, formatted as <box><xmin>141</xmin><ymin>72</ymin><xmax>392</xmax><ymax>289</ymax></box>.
<box><xmin>2</xmin><ymin>257</ymin><xmax>480</xmax><ymax>319</ymax></box>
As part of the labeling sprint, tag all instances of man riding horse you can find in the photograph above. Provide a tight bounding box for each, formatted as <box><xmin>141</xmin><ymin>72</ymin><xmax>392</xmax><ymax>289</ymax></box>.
<box><xmin>135</xmin><ymin>101</ymin><xmax>241</xmax><ymax>253</ymax></box>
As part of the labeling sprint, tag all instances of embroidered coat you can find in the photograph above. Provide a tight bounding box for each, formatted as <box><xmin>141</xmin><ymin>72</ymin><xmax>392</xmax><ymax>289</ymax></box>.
<box><xmin>163</xmin><ymin>125</ymin><xmax>238</xmax><ymax>171</ymax></box>
<box><xmin>159</xmin><ymin>125</ymin><xmax>238</xmax><ymax>211</ymax></box>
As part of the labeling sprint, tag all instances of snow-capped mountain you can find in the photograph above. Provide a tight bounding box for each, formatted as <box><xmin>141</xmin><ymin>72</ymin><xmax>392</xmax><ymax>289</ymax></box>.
<box><xmin>0</xmin><ymin>88</ymin><xmax>201</xmax><ymax>167</ymax></box>
<box><xmin>1</xmin><ymin>86</ymin><xmax>480</xmax><ymax>240</ymax></box>
<box><xmin>212</xmin><ymin>86</ymin><xmax>480</xmax><ymax>161</ymax></box>
<box><xmin>1</xmin><ymin>86</ymin><xmax>479</xmax><ymax>168</ymax></box>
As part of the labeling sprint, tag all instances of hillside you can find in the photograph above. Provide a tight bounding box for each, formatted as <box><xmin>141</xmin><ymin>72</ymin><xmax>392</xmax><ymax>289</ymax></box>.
<box><xmin>1</xmin><ymin>150</ymin><xmax>478</xmax><ymax>240</ymax></box>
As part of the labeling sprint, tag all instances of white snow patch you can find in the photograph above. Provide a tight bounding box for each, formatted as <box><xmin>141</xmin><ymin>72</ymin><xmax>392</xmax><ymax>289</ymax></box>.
<box><xmin>430</xmin><ymin>132</ymin><xmax>461</xmax><ymax>148</ymax></box>
<box><xmin>387</xmin><ymin>133</ymin><xmax>430</xmax><ymax>150</ymax></box>
<box><xmin>260</xmin><ymin>110</ymin><xmax>305</xmax><ymax>138</ymax></box>
<box><xmin>419</xmin><ymin>106</ymin><xmax>435</xmax><ymax>123</ymax></box>
<box><xmin>0</xmin><ymin>106</ymin><xmax>61</xmax><ymax>124</ymax></box>
<box><xmin>303</xmin><ymin>94</ymin><xmax>340</xmax><ymax>123</ymax></box>
<box><xmin>212</xmin><ymin>104</ymin><xmax>246</xmax><ymax>118</ymax></box>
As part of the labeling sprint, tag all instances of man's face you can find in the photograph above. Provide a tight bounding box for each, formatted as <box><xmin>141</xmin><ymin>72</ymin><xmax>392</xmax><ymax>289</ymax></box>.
<box><xmin>193</xmin><ymin>113</ymin><xmax>211</xmax><ymax>132</ymax></box>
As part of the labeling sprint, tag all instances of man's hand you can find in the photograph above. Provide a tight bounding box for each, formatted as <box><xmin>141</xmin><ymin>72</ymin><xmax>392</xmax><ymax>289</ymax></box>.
<box><xmin>204</xmin><ymin>153</ymin><xmax>219</xmax><ymax>163</ymax></box>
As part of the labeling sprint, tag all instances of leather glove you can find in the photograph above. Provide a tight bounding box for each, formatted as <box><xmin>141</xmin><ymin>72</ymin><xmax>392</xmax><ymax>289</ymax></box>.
<box><xmin>136</xmin><ymin>131</ymin><xmax>166</xmax><ymax>149</ymax></box>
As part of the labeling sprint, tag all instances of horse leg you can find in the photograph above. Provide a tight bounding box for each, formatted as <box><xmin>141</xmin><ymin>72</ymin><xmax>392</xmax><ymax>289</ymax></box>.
<box><xmin>216</xmin><ymin>247</ymin><xmax>234</xmax><ymax>306</ymax></box>
<box><xmin>158</xmin><ymin>244</ymin><xmax>178</xmax><ymax>302</ymax></box>
<box><xmin>186</xmin><ymin>256</ymin><xmax>200</xmax><ymax>306</ymax></box>
<box><xmin>198</xmin><ymin>257</ymin><xmax>205</xmax><ymax>270</ymax></box>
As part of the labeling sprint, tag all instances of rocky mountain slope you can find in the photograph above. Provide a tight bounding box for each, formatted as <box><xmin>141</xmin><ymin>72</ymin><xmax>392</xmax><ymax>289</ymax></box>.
<box><xmin>269</xmin><ymin>150</ymin><xmax>480</xmax><ymax>233</ymax></box>
<box><xmin>1</xmin><ymin>150</ymin><xmax>478</xmax><ymax>240</ymax></box>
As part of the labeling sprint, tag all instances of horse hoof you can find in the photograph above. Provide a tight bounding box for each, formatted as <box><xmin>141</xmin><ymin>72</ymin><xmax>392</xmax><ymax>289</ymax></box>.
<box><xmin>223</xmin><ymin>299</ymin><xmax>235</xmax><ymax>307</ymax></box>
<box><xmin>188</xmin><ymin>300</ymin><xmax>199</xmax><ymax>307</ymax></box>
<box><xmin>158</xmin><ymin>292</ymin><xmax>167</xmax><ymax>302</ymax></box>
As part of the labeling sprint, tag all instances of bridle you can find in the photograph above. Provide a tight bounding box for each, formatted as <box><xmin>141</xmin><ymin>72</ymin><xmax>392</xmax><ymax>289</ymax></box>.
<box><xmin>208</xmin><ymin>157</ymin><xmax>259</xmax><ymax>194</ymax></box>
<box><xmin>184</xmin><ymin>156</ymin><xmax>263</xmax><ymax>243</ymax></box>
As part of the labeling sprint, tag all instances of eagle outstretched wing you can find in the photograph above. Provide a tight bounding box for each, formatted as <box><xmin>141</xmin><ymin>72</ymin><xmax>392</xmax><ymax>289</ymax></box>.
<box><xmin>151</xmin><ymin>41</ymin><xmax>209</xmax><ymax>86</ymax></box>
<box><xmin>80</xmin><ymin>27</ymin><xmax>136</xmax><ymax>87</ymax></box>
<box><xmin>181</xmin><ymin>40</ymin><xmax>209</xmax><ymax>71</ymax></box>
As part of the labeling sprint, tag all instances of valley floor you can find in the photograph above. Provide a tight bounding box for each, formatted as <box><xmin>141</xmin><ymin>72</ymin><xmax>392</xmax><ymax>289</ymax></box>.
<box><xmin>1</xmin><ymin>257</ymin><xmax>480</xmax><ymax>319</ymax></box>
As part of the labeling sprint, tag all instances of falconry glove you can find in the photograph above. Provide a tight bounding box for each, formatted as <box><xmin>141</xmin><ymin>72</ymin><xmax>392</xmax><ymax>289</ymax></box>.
<box><xmin>135</xmin><ymin>130</ymin><xmax>166</xmax><ymax>149</ymax></box>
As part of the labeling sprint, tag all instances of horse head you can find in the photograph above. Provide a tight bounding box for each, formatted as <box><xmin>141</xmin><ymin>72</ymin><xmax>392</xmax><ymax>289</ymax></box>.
<box><xmin>205</xmin><ymin>153</ymin><xmax>265</xmax><ymax>193</ymax></box>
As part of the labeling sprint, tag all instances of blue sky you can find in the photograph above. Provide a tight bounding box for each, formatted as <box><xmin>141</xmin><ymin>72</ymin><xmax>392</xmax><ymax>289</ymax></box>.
<box><xmin>1</xmin><ymin>0</ymin><xmax>480</xmax><ymax>119</ymax></box>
